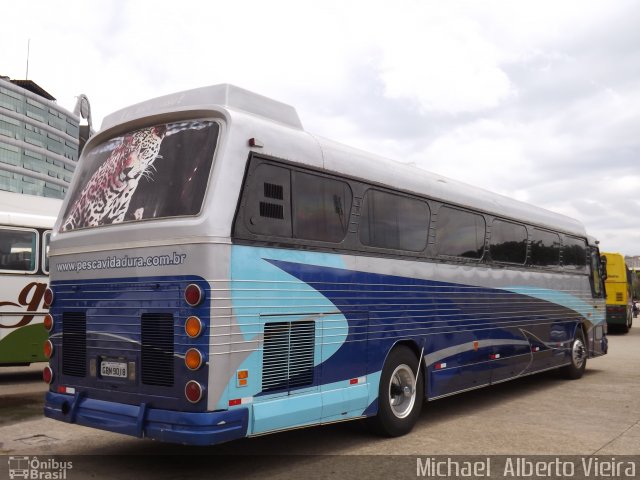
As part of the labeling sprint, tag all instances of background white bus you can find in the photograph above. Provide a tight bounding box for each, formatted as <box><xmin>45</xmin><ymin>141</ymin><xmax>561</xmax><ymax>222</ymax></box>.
<box><xmin>0</xmin><ymin>190</ymin><xmax>61</xmax><ymax>365</ymax></box>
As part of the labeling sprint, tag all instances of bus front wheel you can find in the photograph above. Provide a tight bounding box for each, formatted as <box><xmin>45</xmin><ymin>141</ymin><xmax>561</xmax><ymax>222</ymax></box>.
<box><xmin>561</xmin><ymin>331</ymin><xmax>587</xmax><ymax>380</ymax></box>
<box><xmin>368</xmin><ymin>345</ymin><xmax>423</xmax><ymax>437</ymax></box>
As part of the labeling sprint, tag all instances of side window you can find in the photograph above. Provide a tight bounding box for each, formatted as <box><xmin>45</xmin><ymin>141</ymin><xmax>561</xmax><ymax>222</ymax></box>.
<box><xmin>43</xmin><ymin>231</ymin><xmax>51</xmax><ymax>274</ymax></box>
<box><xmin>359</xmin><ymin>190</ymin><xmax>429</xmax><ymax>252</ymax></box>
<box><xmin>490</xmin><ymin>219</ymin><xmax>527</xmax><ymax>264</ymax></box>
<box><xmin>0</xmin><ymin>227</ymin><xmax>37</xmax><ymax>272</ymax></box>
<box><xmin>530</xmin><ymin>229</ymin><xmax>560</xmax><ymax>267</ymax></box>
<box><xmin>435</xmin><ymin>206</ymin><xmax>485</xmax><ymax>259</ymax></box>
<box><xmin>243</xmin><ymin>163</ymin><xmax>292</xmax><ymax>238</ymax></box>
<box><xmin>564</xmin><ymin>236</ymin><xmax>587</xmax><ymax>271</ymax></box>
<box><xmin>239</xmin><ymin>161</ymin><xmax>353</xmax><ymax>244</ymax></box>
<box><xmin>292</xmin><ymin>171</ymin><xmax>352</xmax><ymax>243</ymax></box>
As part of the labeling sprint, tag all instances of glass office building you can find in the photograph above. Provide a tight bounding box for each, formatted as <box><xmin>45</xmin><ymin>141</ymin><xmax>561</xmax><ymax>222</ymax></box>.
<box><xmin>0</xmin><ymin>76</ymin><xmax>80</xmax><ymax>199</ymax></box>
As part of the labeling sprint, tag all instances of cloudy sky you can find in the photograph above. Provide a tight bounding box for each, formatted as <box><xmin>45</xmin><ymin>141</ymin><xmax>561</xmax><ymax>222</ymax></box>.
<box><xmin>3</xmin><ymin>0</ymin><xmax>639</xmax><ymax>255</ymax></box>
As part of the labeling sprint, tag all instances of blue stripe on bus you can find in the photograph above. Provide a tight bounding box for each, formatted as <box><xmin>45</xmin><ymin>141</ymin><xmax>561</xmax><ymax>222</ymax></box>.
<box><xmin>227</xmin><ymin>246</ymin><xmax>588</xmax><ymax>425</ymax></box>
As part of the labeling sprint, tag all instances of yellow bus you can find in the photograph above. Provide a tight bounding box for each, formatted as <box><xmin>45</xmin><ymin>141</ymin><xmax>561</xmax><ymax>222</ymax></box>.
<box><xmin>603</xmin><ymin>252</ymin><xmax>633</xmax><ymax>333</ymax></box>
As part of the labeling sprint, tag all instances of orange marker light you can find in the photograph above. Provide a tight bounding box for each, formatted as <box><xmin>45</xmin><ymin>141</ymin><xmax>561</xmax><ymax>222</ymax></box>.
<box><xmin>237</xmin><ymin>370</ymin><xmax>249</xmax><ymax>387</ymax></box>
<box><xmin>185</xmin><ymin>316</ymin><xmax>203</xmax><ymax>338</ymax></box>
<box><xmin>185</xmin><ymin>348</ymin><xmax>203</xmax><ymax>370</ymax></box>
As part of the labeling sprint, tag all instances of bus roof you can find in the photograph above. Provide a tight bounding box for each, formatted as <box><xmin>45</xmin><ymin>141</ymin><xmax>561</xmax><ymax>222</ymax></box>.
<box><xmin>315</xmin><ymin>135</ymin><xmax>587</xmax><ymax>237</ymax></box>
<box><xmin>101</xmin><ymin>84</ymin><xmax>303</xmax><ymax>132</ymax></box>
<box><xmin>94</xmin><ymin>84</ymin><xmax>588</xmax><ymax>240</ymax></box>
<box><xmin>0</xmin><ymin>191</ymin><xmax>62</xmax><ymax>229</ymax></box>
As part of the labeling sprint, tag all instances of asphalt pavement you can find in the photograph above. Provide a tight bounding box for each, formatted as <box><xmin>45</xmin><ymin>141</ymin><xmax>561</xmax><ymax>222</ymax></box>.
<box><xmin>1</xmin><ymin>323</ymin><xmax>639</xmax><ymax>479</ymax></box>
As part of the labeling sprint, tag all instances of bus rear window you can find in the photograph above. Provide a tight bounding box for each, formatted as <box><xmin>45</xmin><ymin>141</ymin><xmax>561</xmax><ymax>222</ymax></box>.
<box><xmin>60</xmin><ymin>120</ymin><xmax>219</xmax><ymax>231</ymax></box>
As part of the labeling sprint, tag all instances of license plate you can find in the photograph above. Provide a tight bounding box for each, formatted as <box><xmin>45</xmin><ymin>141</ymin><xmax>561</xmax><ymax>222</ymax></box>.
<box><xmin>101</xmin><ymin>361</ymin><xmax>128</xmax><ymax>378</ymax></box>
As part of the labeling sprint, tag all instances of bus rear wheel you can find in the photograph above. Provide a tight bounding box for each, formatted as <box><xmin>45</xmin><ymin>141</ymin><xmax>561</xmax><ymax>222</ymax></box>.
<box><xmin>368</xmin><ymin>345</ymin><xmax>423</xmax><ymax>437</ymax></box>
<box><xmin>623</xmin><ymin>310</ymin><xmax>632</xmax><ymax>333</ymax></box>
<box><xmin>561</xmin><ymin>330</ymin><xmax>587</xmax><ymax>380</ymax></box>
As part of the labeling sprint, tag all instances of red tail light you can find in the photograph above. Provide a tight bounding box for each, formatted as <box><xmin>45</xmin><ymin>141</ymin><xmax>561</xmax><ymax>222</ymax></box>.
<box><xmin>44</xmin><ymin>340</ymin><xmax>54</xmax><ymax>359</ymax></box>
<box><xmin>44</xmin><ymin>288</ymin><xmax>54</xmax><ymax>308</ymax></box>
<box><xmin>185</xmin><ymin>380</ymin><xmax>203</xmax><ymax>403</ymax></box>
<box><xmin>43</xmin><ymin>365</ymin><xmax>54</xmax><ymax>384</ymax></box>
<box><xmin>44</xmin><ymin>314</ymin><xmax>54</xmax><ymax>332</ymax></box>
<box><xmin>184</xmin><ymin>284</ymin><xmax>203</xmax><ymax>306</ymax></box>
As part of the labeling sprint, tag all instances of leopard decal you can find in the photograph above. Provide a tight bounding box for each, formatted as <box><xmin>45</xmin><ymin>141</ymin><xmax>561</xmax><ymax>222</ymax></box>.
<box><xmin>61</xmin><ymin>125</ymin><xmax>166</xmax><ymax>231</ymax></box>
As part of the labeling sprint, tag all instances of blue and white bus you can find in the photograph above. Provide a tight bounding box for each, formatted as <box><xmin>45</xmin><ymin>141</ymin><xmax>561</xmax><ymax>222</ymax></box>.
<box><xmin>43</xmin><ymin>84</ymin><xmax>607</xmax><ymax>444</ymax></box>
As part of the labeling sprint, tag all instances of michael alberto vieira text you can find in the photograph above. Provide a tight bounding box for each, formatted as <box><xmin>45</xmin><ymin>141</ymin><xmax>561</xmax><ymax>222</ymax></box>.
<box><xmin>416</xmin><ymin>457</ymin><xmax>637</xmax><ymax>477</ymax></box>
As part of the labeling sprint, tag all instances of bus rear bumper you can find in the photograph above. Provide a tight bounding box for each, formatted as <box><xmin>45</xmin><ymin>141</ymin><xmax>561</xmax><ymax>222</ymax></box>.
<box><xmin>44</xmin><ymin>391</ymin><xmax>248</xmax><ymax>446</ymax></box>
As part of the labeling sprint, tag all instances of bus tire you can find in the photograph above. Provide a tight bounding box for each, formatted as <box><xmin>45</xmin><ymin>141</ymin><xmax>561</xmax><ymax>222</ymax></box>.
<box><xmin>561</xmin><ymin>330</ymin><xmax>587</xmax><ymax>380</ymax></box>
<box><xmin>625</xmin><ymin>310</ymin><xmax>632</xmax><ymax>332</ymax></box>
<box><xmin>368</xmin><ymin>345</ymin><xmax>423</xmax><ymax>437</ymax></box>
<box><xmin>617</xmin><ymin>311</ymin><xmax>630</xmax><ymax>334</ymax></box>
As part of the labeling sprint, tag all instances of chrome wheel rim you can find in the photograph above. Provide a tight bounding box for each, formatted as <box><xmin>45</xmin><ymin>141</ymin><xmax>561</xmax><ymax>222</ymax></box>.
<box><xmin>388</xmin><ymin>364</ymin><xmax>416</xmax><ymax>419</ymax></box>
<box><xmin>572</xmin><ymin>338</ymin><xmax>586</xmax><ymax>368</ymax></box>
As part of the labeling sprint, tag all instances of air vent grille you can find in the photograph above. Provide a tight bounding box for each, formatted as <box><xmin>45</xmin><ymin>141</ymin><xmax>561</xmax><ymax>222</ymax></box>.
<box><xmin>141</xmin><ymin>313</ymin><xmax>174</xmax><ymax>387</ymax></box>
<box><xmin>262</xmin><ymin>321</ymin><xmax>315</xmax><ymax>392</ymax></box>
<box><xmin>259</xmin><ymin>202</ymin><xmax>284</xmax><ymax>219</ymax></box>
<box><xmin>264</xmin><ymin>182</ymin><xmax>284</xmax><ymax>200</ymax></box>
<box><xmin>62</xmin><ymin>312</ymin><xmax>87</xmax><ymax>377</ymax></box>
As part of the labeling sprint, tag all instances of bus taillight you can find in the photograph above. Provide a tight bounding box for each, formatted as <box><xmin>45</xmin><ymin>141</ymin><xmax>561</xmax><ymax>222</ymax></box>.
<box><xmin>43</xmin><ymin>314</ymin><xmax>54</xmax><ymax>332</ymax></box>
<box><xmin>43</xmin><ymin>340</ymin><xmax>54</xmax><ymax>359</ymax></box>
<box><xmin>185</xmin><ymin>380</ymin><xmax>203</xmax><ymax>403</ymax></box>
<box><xmin>44</xmin><ymin>288</ymin><xmax>54</xmax><ymax>308</ymax></box>
<box><xmin>184</xmin><ymin>284</ymin><xmax>203</xmax><ymax>306</ymax></box>
<box><xmin>43</xmin><ymin>365</ymin><xmax>53</xmax><ymax>384</ymax></box>
<box><xmin>185</xmin><ymin>348</ymin><xmax>203</xmax><ymax>370</ymax></box>
<box><xmin>185</xmin><ymin>316</ymin><xmax>203</xmax><ymax>338</ymax></box>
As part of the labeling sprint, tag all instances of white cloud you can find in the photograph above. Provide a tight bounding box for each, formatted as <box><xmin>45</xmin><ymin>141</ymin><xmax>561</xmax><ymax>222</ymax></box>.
<box><xmin>375</xmin><ymin>11</ymin><xmax>514</xmax><ymax>113</ymax></box>
<box><xmin>2</xmin><ymin>0</ymin><xmax>639</xmax><ymax>254</ymax></box>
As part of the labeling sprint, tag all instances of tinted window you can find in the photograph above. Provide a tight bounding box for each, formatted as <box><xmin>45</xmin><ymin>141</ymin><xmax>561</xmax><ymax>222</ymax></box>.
<box><xmin>244</xmin><ymin>163</ymin><xmax>292</xmax><ymax>238</ymax></box>
<box><xmin>435</xmin><ymin>206</ymin><xmax>485</xmax><ymax>259</ymax></box>
<box><xmin>0</xmin><ymin>228</ymin><xmax>37</xmax><ymax>272</ymax></box>
<box><xmin>530</xmin><ymin>229</ymin><xmax>560</xmax><ymax>266</ymax></box>
<box><xmin>564</xmin><ymin>237</ymin><xmax>587</xmax><ymax>271</ymax></box>
<box><xmin>359</xmin><ymin>190</ymin><xmax>429</xmax><ymax>252</ymax></box>
<box><xmin>292</xmin><ymin>172</ymin><xmax>352</xmax><ymax>243</ymax></box>
<box><xmin>60</xmin><ymin>120</ymin><xmax>219</xmax><ymax>232</ymax></box>
<box><xmin>490</xmin><ymin>219</ymin><xmax>527</xmax><ymax>264</ymax></box>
